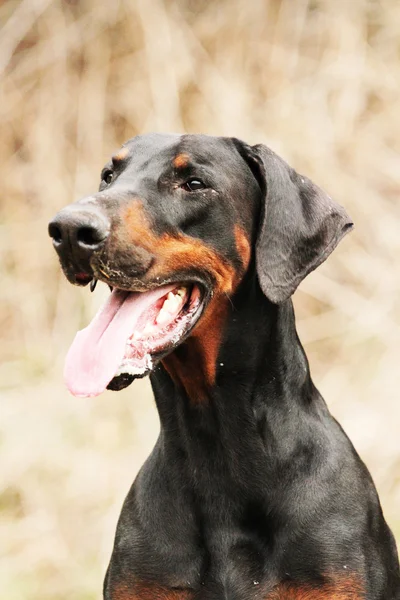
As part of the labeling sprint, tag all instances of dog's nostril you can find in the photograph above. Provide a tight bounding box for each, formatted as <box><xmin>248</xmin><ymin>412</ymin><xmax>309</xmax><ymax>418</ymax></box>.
<box><xmin>48</xmin><ymin>223</ymin><xmax>63</xmax><ymax>244</ymax></box>
<box><xmin>49</xmin><ymin>209</ymin><xmax>110</xmax><ymax>252</ymax></box>
<box><xmin>77</xmin><ymin>225</ymin><xmax>105</xmax><ymax>246</ymax></box>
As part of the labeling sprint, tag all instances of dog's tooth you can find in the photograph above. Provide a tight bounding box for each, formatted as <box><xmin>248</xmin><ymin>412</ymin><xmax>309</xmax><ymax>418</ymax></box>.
<box><xmin>163</xmin><ymin>296</ymin><xmax>178</xmax><ymax>314</ymax></box>
<box><xmin>167</xmin><ymin>293</ymin><xmax>183</xmax><ymax>314</ymax></box>
<box><xmin>143</xmin><ymin>323</ymin><xmax>154</xmax><ymax>335</ymax></box>
<box><xmin>165</xmin><ymin>298</ymin><xmax>175</xmax><ymax>310</ymax></box>
<box><xmin>132</xmin><ymin>331</ymin><xmax>141</xmax><ymax>341</ymax></box>
<box><xmin>156</xmin><ymin>308</ymin><xmax>170</xmax><ymax>325</ymax></box>
<box><xmin>156</xmin><ymin>288</ymin><xmax>186</xmax><ymax>326</ymax></box>
<box><xmin>176</xmin><ymin>294</ymin><xmax>184</xmax><ymax>307</ymax></box>
<box><xmin>162</xmin><ymin>298</ymin><xmax>173</xmax><ymax>311</ymax></box>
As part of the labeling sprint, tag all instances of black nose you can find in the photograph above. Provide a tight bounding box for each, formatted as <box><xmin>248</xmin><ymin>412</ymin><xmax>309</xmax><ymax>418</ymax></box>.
<box><xmin>49</xmin><ymin>207</ymin><xmax>110</xmax><ymax>253</ymax></box>
<box><xmin>49</xmin><ymin>206</ymin><xmax>110</xmax><ymax>283</ymax></box>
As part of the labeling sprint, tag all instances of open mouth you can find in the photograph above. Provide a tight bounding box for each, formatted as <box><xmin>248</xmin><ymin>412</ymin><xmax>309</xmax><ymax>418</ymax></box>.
<box><xmin>64</xmin><ymin>282</ymin><xmax>205</xmax><ymax>398</ymax></box>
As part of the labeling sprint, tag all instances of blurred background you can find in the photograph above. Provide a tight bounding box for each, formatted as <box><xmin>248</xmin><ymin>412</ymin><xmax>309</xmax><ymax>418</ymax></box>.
<box><xmin>1</xmin><ymin>0</ymin><xmax>399</xmax><ymax>598</ymax></box>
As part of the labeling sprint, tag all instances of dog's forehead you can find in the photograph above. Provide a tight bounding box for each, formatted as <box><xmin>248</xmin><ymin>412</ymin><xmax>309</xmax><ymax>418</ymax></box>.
<box><xmin>111</xmin><ymin>133</ymin><xmax>241</xmax><ymax>171</ymax></box>
<box><xmin>122</xmin><ymin>132</ymin><xmax>182</xmax><ymax>156</ymax></box>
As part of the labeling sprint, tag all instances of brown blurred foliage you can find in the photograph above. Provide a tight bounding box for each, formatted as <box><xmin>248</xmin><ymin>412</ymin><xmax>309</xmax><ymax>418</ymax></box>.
<box><xmin>1</xmin><ymin>0</ymin><xmax>399</xmax><ymax>598</ymax></box>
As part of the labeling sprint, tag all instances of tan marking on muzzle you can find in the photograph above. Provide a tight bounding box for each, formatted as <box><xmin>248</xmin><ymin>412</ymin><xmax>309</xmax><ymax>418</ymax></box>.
<box><xmin>123</xmin><ymin>201</ymin><xmax>236</xmax><ymax>294</ymax></box>
<box><xmin>121</xmin><ymin>200</ymin><xmax>241</xmax><ymax>400</ymax></box>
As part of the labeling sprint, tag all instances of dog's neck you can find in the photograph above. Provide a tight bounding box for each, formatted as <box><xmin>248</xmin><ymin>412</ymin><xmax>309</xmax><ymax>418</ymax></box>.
<box><xmin>150</xmin><ymin>272</ymin><xmax>328</xmax><ymax>488</ymax></box>
<box><xmin>155</xmin><ymin>271</ymin><xmax>312</xmax><ymax>401</ymax></box>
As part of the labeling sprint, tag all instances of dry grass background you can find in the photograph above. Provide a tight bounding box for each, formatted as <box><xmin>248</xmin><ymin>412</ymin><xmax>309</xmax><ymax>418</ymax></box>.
<box><xmin>1</xmin><ymin>0</ymin><xmax>399</xmax><ymax>598</ymax></box>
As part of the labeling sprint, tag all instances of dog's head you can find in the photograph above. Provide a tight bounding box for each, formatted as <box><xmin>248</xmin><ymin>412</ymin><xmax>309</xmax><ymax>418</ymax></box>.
<box><xmin>49</xmin><ymin>133</ymin><xmax>352</xmax><ymax>397</ymax></box>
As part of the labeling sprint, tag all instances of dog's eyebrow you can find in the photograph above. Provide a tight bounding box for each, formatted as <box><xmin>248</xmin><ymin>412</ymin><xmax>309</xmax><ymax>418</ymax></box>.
<box><xmin>173</xmin><ymin>153</ymin><xmax>190</xmax><ymax>169</ymax></box>
<box><xmin>112</xmin><ymin>147</ymin><xmax>130</xmax><ymax>164</ymax></box>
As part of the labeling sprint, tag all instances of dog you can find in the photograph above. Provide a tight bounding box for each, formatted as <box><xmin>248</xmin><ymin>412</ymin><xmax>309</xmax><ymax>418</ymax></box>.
<box><xmin>49</xmin><ymin>133</ymin><xmax>400</xmax><ymax>599</ymax></box>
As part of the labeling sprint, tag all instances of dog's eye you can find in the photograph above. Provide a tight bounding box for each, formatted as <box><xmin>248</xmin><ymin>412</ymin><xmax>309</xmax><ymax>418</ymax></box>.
<box><xmin>102</xmin><ymin>170</ymin><xmax>113</xmax><ymax>185</ymax></box>
<box><xmin>181</xmin><ymin>179</ymin><xmax>206</xmax><ymax>192</ymax></box>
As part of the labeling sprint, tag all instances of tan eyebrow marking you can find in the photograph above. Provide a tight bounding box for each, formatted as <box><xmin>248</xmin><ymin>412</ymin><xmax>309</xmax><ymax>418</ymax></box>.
<box><xmin>112</xmin><ymin>147</ymin><xmax>130</xmax><ymax>162</ymax></box>
<box><xmin>173</xmin><ymin>153</ymin><xmax>190</xmax><ymax>169</ymax></box>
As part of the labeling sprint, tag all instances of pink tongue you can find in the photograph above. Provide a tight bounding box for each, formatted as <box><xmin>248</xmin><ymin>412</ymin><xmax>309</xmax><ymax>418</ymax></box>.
<box><xmin>64</xmin><ymin>284</ymin><xmax>175</xmax><ymax>398</ymax></box>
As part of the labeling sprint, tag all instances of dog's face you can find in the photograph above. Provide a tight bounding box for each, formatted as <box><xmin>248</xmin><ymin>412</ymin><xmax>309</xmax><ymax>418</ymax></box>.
<box><xmin>52</xmin><ymin>133</ymin><xmax>257</xmax><ymax>291</ymax></box>
<box><xmin>49</xmin><ymin>133</ymin><xmax>352</xmax><ymax>398</ymax></box>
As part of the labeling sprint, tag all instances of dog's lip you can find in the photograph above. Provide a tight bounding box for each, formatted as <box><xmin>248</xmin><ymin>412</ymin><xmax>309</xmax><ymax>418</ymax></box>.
<box><xmin>75</xmin><ymin>272</ymin><xmax>93</xmax><ymax>285</ymax></box>
<box><xmin>104</xmin><ymin>280</ymin><xmax>210</xmax><ymax>393</ymax></box>
<box><xmin>150</xmin><ymin>284</ymin><xmax>208</xmax><ymax>353</ymax></box>
<box><xmin>96</xmin><ymin>274</ymin><xmax>212</xmax><ymax>356</ymax></box>
<box><xmin>64</xmin><ymin>278</ymin><xmax>211</xmax><ymax>398</ymax></box>
<box><xmin>92</xmin><ymin>271</ymin><xmax>212</xmax><ymax>297</ymax></box>
<box><xmin>109</xmin><ymin>278</ymin><xmax>211</xmax><ymax>343</ymax></box>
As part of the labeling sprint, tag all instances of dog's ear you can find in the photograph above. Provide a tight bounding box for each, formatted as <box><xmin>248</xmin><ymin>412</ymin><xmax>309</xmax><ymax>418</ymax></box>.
<box><xmin>234</xmin><ymin>141</ymin><xmax>353</xmax><ymax>303</ymax></box>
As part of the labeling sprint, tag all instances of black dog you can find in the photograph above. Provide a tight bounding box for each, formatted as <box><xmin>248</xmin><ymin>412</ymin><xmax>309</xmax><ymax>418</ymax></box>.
<box><xmin>49</xmin><ymin>134</ymin><xmax>400</xmax><ymax>599</ymax></box>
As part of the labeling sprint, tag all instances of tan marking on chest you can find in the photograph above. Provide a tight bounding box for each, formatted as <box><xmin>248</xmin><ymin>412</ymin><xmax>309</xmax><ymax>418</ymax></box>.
<box><xmin>112</xmin><ymin>582</ymin><xmax>193</xmax><ymax>599</ymax></box>
<box><xmin>265</xmin><ymin>574</ymin><xmax>364</xmax><ymax>599</ymax></box>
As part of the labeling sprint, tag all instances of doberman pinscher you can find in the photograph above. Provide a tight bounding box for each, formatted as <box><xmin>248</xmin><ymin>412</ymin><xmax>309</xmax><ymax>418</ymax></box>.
<box><xmin>49</xmin><ymin>134</ymin><xmax>400</xmax><ymax>599</ymax></box>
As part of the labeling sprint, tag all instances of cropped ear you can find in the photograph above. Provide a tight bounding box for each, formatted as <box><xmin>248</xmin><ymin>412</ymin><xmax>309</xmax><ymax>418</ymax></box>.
<box><xmin>235</xmin><ymin>141</ymin><xmax>353</xmax><ymax>303</ymax></box>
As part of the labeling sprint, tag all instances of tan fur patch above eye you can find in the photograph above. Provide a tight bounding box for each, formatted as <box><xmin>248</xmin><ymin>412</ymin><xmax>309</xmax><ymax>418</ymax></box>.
<box><xmin>173</xmin><ymin>153</ymin><xmax>190</xmax><ymax>169</ymax></box>
<box><xmin>113</xmin><ymin>147</ymin><xmax>130</xmax><ymax>162</ymax></box>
